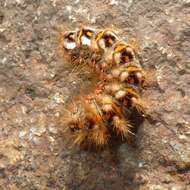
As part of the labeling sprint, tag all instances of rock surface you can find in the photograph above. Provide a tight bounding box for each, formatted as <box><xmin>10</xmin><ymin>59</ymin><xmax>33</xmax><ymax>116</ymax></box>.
<box><xmin>0</xmin><ymin>0</ymin><xmax>190</xmax><ymax>189</ymax></box>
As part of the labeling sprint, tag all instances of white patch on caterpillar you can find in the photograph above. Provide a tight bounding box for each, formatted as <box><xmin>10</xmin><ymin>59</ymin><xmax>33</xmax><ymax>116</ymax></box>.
<box><xmin>113</xmin><ymin>52</ymin><xmax>121</xmax><ymax>64</ymax></box>
<box><xmin>81</xmin><ymin>36</ymin><xmax>92</xmax><ymax>46</ymax></box>
<box><xmin>120</xmin><ymin>71</ymin><xmax>129</xmax><ymax>82</ymax></box>
<box><xmin>136</xmin><ymin>72</ymin><xmax>142</xmax><ymax>80</ymax></box>
<box><xmin>104</xmin><ymin>50</ymin><xmax>114</xmax><ymax>63</ymax></box>
<box><xmin>115</xmin><ymin>90</ymin><xmax>126</xmax><ymax>100</ymax></box>
<box><xmin>102</xmin><ymin>104</ymin><xmax>113</xmax><ymax>112</ymax></box>
<box><xmin>98</xmin><ymin>39</ymin><xmax>106</xmax><ymax>50</ymax></box>
<box><xmin>63</xmin><ymin>41</ymin><xmax>76</xmax><ymax>50</ymax></box>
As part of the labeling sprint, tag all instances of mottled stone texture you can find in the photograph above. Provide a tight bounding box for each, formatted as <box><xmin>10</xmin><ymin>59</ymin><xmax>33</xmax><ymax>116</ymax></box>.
<box><xmin>0</xmin><ymin>0</ymin><xmax>189</xmax><ymax>190</ymax></box>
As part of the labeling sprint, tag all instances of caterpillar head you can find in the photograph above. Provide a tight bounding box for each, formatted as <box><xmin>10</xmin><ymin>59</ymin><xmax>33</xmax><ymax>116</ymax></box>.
<box><xmin>60</xmin><ymin>31</ymin><xmax>78</xmax><ymax>51</ymax></box>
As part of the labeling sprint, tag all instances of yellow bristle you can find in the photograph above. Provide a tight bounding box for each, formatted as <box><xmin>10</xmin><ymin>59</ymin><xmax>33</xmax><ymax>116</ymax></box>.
<box><xmin>88</xmin><ymin>126</ymin><xmax>110</xmax><ymax>147</ymax></box>
<box><xmin>112</xmin><ymin>116</ymin><xmax>133</xmax><ymax>139</ymax></box>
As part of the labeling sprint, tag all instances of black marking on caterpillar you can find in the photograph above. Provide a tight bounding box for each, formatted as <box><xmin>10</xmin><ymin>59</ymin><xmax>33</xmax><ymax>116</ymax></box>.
<box><xmin>59</xmin><ymin>27</ymin><xmax>148</xmax><ymax>149</ymax></box>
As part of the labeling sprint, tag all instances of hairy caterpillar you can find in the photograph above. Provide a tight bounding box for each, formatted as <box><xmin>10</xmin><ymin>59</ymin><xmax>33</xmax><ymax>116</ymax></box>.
<box><xmin>59</xmin><ymin>27</ymin><xmax>148</xmax><ymax>148</ymax></box>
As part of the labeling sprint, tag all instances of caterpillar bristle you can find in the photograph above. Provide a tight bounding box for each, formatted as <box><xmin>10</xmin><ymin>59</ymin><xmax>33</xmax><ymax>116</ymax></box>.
<box><xmin>131</xmin><ymin>96</ymin><xmax>148</xmax><ymax>114</ymax></box>
<box><xmin>73</xmin><ymin>130</ymin><xmax>88</xmax><ymax>145</ymax></box>
<box><xmin>59</xmin><ymin>26</ymin><xmax>150</xmax><ymax>149</ymax></box>
<box><xmin>88</xmin><ymin>125</ymin><xmax>110</xmax><ymax>147</ymax></box>
<box><xmin>96</xmin><ymin>94</ymin><xmax>117</xmax><ymax>111</ymax></box>
<box><xmin>143</xmin><ymin>69</ymin><xmax>157</xmax><ymax>88</ymax></box>
<box><xmin>112</xmin><ymin>116</ymin><xmax>132</xmax><ymax>139</ymax></box>
<box><xmin>82</xmin><ymin>97</ymin><xmax>103</xmax><ymax>122</ymax></box>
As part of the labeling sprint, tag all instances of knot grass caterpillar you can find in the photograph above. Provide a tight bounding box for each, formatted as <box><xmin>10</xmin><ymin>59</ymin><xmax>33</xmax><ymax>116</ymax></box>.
<box><xmin>59</xmin><ymin>27</ymin><xmax>148</xmax><ymax>149</ymax></box>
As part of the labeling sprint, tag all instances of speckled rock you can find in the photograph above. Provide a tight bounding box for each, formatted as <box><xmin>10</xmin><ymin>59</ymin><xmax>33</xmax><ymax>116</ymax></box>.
<box><xmin>0</xmin><ymin>0</ymin><xmax>189</xmax><ymax>190</ymax></box>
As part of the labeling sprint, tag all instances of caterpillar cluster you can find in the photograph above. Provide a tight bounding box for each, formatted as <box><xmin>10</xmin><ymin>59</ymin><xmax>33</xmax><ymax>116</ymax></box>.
<box><xmin>59</xmin><ymin>27</ymin><xmax>148</xmax><ymax>148</ymax></box>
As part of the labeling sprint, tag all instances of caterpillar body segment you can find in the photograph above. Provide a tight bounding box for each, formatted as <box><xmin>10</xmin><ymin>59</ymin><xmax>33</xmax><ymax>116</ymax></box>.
<box><xmin>103</xmin><ymin>41</ymin><xmax>137</xmax><ymax>67</ymax></box>
<box><xmin>105</xmin><ymin>63</ymin><xmax>146</xmax><ymax>86</ymax></box>
<box><xmin>113</xmin><ymin>42</ymin><xmax>135</xmax><ymax>63</ymax></box>
<box><xmin>59</xmin><ymin>26</ymin><xmax>148</xmax><ymax>148</ymax></box>
<box><xmin>92</xmin><ymin>29</ymin><xmax>119</xmax><ymax>51</ymax></box>
<box><xmin>103</xmin><ymin>81</ymin><xmax>146</xmax><ymax>113</ymax></box>
<box><xmin>77</xmin><ymin>27</ymin><xmax>96</xmax><ymax>47</ymax></box>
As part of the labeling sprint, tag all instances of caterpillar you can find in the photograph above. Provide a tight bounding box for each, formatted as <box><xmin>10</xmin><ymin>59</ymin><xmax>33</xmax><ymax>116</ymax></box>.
<box><xmin>59</xmin><ymin>26</ymin><xmax>148</xmax><ymax>148</ymax></box>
